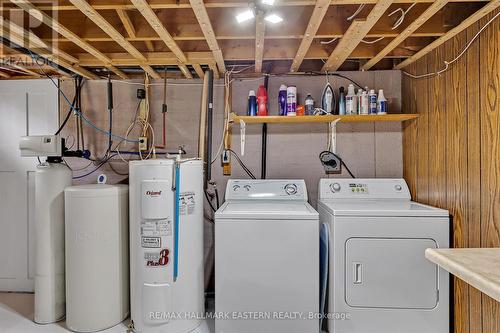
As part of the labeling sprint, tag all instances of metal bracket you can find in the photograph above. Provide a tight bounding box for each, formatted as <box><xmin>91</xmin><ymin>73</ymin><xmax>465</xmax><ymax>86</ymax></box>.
<box><xmin>330</xmin><ymin>118</ymin><xmax>341</xmax><ymax>154</ymax></box>
<box><xmin>240</xmin><ymin>119</ymin><xmax>246</xmax><ymax>156</ymax></box>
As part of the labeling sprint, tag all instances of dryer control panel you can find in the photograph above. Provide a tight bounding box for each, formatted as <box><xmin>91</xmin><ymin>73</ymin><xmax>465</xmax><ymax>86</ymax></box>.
<box><xmin>225</xmin><ymin>179</ymin><xmax>308</xmax><ymax>201</ymax></box>
<box><xmin>318</xmin><ymin>179</ymin><xmax>411</xmax><ymax>200</ymax></box>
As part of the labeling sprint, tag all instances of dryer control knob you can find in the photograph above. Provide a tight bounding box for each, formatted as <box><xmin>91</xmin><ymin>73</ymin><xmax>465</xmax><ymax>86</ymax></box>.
<box><xmin>395</xmin><ymin>184</ymin><xmax>402</xmax><ymax>191</ymax></box>
<box><xmin>284</xmin><ymin>183</ymin><xmax>298</xmax><ymax>195</ymax></box>
<box><xmin>233</xmin><ymin>185</ymin><xmax>241</xmax><ymax>191</ymax></box>
<box><xmin>330</xmin><ymin>183</ymin><xmax>341</xmax><ymax>192</ymax></box>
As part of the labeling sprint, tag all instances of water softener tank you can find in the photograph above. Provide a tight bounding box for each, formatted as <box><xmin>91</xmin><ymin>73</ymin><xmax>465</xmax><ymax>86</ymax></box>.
<box><xmin>129</xmin><ymin>159</ymin><xmax>204</xmax><ymax>333</ymax></box>
<box><xmin>34</xmin><ymin>161</ymin><xmax>72</xmax><ymax>324</ymax></box>
<box><xmin>64</xmin><ymin>184</ymin><xmax>129</xmax><ymax>332</ymax></box>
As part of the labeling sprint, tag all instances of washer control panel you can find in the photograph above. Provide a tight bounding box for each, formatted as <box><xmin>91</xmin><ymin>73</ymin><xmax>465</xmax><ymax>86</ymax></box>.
<box><xmin>226</xmin><ymin>180</ymin><xmax>307</xmax><ymax>201</ymax></box>
<box><xmin>319</xmin><ymin>179</ymin><xmax>411</xmax><ymax>200</ymax></box>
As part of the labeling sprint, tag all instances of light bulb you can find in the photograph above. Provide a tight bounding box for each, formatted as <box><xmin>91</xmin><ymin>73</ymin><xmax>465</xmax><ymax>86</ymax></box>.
<box><xmin>236</xmin><ymin>10</ymin><xmax>255</xmax><ymax>23</ymax></box>
<box><xmin>264</xmin><ymin>13</ymin><xmax>283</xmax><ymax>24</ymax></box>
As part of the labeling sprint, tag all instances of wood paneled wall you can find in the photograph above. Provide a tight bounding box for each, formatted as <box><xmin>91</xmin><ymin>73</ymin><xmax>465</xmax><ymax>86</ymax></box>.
<box><xmin>401</xmin><ymin>10</ymin><xmax>500</xmax><ymax>333</ymax></box>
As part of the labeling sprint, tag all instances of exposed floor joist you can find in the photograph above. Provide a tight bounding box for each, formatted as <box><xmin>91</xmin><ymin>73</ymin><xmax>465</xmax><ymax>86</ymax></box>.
<box><xmin>192</xmin><ymin>64</ymin><xmax>205</xmax><ymax>78</ymax></box>
<box><xmin>255</xmin><ymin>12</ymin><xmax>266</xmax><ymax>73</ymax></box>
<box><xmin>68</xmin><ymin>0</ymin><xmax>160</xmax><ymax>79</ymax></box>
<box><xmin>10</xmin><ymin>0</ymin><xmax>128</xmax><ymax>79</ymax></box>
<box><xmin>0</xmin><ymin>0</ymin><xmax>488</xmax><ymax>11</ymax></box>
<box><xmin>130</xmin><ymin>0</ymin><xmax>192</xmax><ymax>78</ymax></box>
<box><xmin>361</xmin><ymin>0</ymin><xmax>450</xmax><ymax>70</ymax></box>
<box><xmin>290</xmin><ymin>0</ymin><xmax>331</xmax><ymax>72</ymax></box>
<box><xmin>189</xmin><ymin>0</ymin><xmax>227</xmax><ymax>73</ymax></box>
<box><xmin>395</xmin><ymin>0</ymin><xmax>500</xmax><ymax>69</ymax></box>
<box><xmin>322</xmin><ymin>0</ymin><xmax>394</xmax><ymax>71</ymax></box>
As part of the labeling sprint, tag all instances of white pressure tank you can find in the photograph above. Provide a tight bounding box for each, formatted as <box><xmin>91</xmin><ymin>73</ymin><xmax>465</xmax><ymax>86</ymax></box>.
<box><xmin>129</xmin><ymin>159</ymin><xmax>204</xmax><ymax>333</ymax></box>
<box><xmin>64</xmin><ymin>184</ymin><xmax>129</xmax><ymax>332</ymax></box>
<box><xmin>34</xmin><ymin>161</ymin><xmax>72</xmax><ymax>324</ymax></box>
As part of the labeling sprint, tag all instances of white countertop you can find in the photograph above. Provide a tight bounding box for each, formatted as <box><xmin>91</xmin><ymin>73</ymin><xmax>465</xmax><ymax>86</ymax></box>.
<box><xmin>425</xmin><ymin>248</ymin><xmax>500</xmax><ymax>302</ymax></box>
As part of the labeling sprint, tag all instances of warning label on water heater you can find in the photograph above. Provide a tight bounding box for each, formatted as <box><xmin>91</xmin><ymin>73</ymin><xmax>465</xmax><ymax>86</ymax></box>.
<box><xmin>179</xmin><ymin>192</ymin><xmax>196</xmax><ymax>215</ymax></box>
<box><xmin>141</xmin><ymin>236</ymin><xmax>161</xmax><ymax>248</ymax></box>
<box><xmin>140</xmin><ymin>219</ymin><xmax>172</xmax><ymax>238</ymax></box>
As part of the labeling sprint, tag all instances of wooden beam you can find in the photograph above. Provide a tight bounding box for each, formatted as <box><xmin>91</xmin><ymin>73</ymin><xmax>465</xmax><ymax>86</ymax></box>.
<box><xmin>192</xmin><ymin>64</ymin><xmax>205</xmax><ymax>78</ymax></box>
<box><xmin>130</xmin><ymin>0</ymin><xmax>187</xmax><ymax>63</ymax></box>
<box><xmin>189</xmin><ymin>0</ymin><xmax>227</xmax><ymax>73</ymax></box>
<box><xmin>0</xmin><ymin>70</ymin><xmax>12</xmax><ymax>78</ymax></box>
<box><xmin>362</xmin><ymin>0</ymin><xmax>450</xmax><ymax>70</ymax></box>
<box><xmin>395</xmin><ymin>0</ymin><xmax>500</xmax><ymax>69</ymax></box>
<box><xmin>290</xmin><ymin>0</ymin><xmax>331</xmax><ymax>72</ymax></box>
<box><xmin>255</xmin><ymin>11</ymin><xmax>266</xmax><ymax>73</ymax></box>
<box><xmin>0</xmin><ymin>0</ymin><xmax>487</xmax><ymax>11</ymax></box>
<box><xmin>77</xmin><ymin>51</ymin><xmax>215</xmax><ymax>66</ymax></box>
<box><xmin>116</xmin><ymin>9</ymin><xmax>136</xmax><ymax>38</ymax></box>
<box><xmin>209</xmin><ymin>63</ymin><xmax>220</xmax><ymax>79</ymax></box>
<box><xmin>10</xmin><ymin>0</ymin><xmax>128</xmax><ymax>79</ymax></box>
<box><xmin>68</xmin><ymin>0</ymin><xmax>159</xmax><ymax>79</ymax></box>
<box><xmin>0</xmin><ymin>22</ymin><xmax>96</xmax><ymax>78</ymax></box>
<box><xmin>178</xmin><ymin>63</ymin><xmax>193</xmax><ymax>79</ymax></box>
<box><xmin>145</xmin><ymin>40</ymin><xmax>155</xmax><ymax>52</ymax></box>
<box><xmin>322</xmin><ymin>0</ymin><xmax>393</xmax><ymax>72</ymax></box>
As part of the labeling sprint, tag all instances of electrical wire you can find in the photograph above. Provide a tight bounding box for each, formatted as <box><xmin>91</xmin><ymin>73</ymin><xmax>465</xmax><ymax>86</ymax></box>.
<box><xmin>402</xmin><ymin>11</ymin><xmax>500</xmax><ymax>79</ymax></box>
<box><xmin>228</xmin><ymin>149</ymin><xmax>256</xmax><ymax>179</ymax></box>
<box><xmin>55</xmin><ymin>78</ymin><xmax>85</xmax><ymax>135</ymax></box>
<box><xmin>347</xmin><ymin>4</ymin><xmax>365</xmax><ymax>21</ymax></box>
<box><xmin>389</xmin><ymin>2</ymin><xmax>417</xmax><ymax>30</ymax></box>
<box><xmin>361</xmin><ymin>37</ymin><xmax>385</xmax><ymax>44</ymax></box>
<box><xmin>204</xmin><ymin>190</ymin><xmax>217</xmax><ymax>212</ymax></box>
<box><xmin>215</xmin><ymin>188</ymin><xmax>220</xmax><ymax>209</ymax></box>
<box><xmin>73</xmin><ymin>153</ymin><xmax>118</xmax><ymax>179</ymax></box>
<box><xmin>320</xmin><ymin>37</ymin><xmax>339</xmax><ymax>45</ymax></box>
<box><xmin>26</xmin><ymin>50</ymin><xmax>140</xmax><ymax>143</ymax></box>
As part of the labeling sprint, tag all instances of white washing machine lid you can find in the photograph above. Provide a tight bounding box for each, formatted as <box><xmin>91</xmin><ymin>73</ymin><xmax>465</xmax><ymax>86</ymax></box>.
<box><xmin>215</xmin><ymin>201</ymin><xmax>318</xmax><ymax>220</ymax></box>
<box><xmin>319</xmin><ymin>200</ymin><xmax>449</xmax><ymax>217</ymax></box>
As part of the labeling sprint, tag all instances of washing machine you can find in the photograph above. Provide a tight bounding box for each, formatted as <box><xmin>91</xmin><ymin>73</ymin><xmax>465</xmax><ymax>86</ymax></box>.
<box><xmin>318</xmin><ymin>178</ymin><xmax>450</xmax><ymax>333</ymax></box>
<box><xmin>215</xmin><ymin>179</ymin><xmax>319</xmax><ymax>333</ymax></box>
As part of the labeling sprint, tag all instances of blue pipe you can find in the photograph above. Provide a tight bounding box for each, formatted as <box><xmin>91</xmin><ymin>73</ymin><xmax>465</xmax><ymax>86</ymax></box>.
<box><xmin>173</xmin><ymin>162</ymin><xmax>181</xmax><ymax>282</ymax></box>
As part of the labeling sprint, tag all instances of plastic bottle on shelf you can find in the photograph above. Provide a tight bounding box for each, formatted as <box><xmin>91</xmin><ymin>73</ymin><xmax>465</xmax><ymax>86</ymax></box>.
<box><xmin>356</xmin><ymin>88</ymin><xmax>363</xmax><ymax>114</ymax></box>
<box><xmin>257</xmin><ymin>85</ymin><xmax>268</xmax><ymax>116</ymax></box>
<box><xmin>345</xmin><ymin>84</ymin><xmax>357</xmax><ymax>115</ymax></box>
<box><xmin>278</xmin><ymin>84</ymin><xmax>287</xmax><ymax>116</ymax></box>
<box><xmin>247</xmin><ymin>90</ymin><xmax>257</xmax><ymax>116</ymax></box>
<box><xmin>377</xmin><ymin>89</ymin><xmax>387</xmax><ymax>115</ymax></box>
<box><xmin>338</xmin><ymin>87</ymin><xmax>346</xmax><ymax>115</ymax></box>
<box><xmin>368</xmin><ymin>89</ymin><xmax>378</xmax><ymax>115</ymax></box>
<box><xmin>305</xmin><ymin>94</ymin><xmax>315</xmax><ymax>116</ymax></box>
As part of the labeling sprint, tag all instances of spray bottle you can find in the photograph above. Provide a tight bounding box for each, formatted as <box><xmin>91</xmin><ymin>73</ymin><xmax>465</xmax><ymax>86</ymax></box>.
<box><xmin>305</xmin><ymin>94</ymin><xmax>315</xmax><ymax>115</ymax></box>
<box><xmin>356</xmin><ymin>88</ymin><xmax>363</xmax><ymax>114</ymax></box>
<box><xmin>377</xmin><ymin>89</ymin><xmax>387</xmax><ymax>115</ymax></box>
<box><xmin>338</xmin><ymin>87</ymin><xmax>346</xmax><ymax>115</ymax></box>
<box><xmin>345</xmin><ymin>84</ymin><xmax>357</xmax><ymax>115</ymax></box>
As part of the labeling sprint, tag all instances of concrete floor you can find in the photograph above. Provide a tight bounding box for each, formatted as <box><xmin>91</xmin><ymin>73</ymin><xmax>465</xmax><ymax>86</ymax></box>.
<box><xmin>0</xmin><ymin>292</ymin><xmax>214</xmax><ymax>333</ymax></box>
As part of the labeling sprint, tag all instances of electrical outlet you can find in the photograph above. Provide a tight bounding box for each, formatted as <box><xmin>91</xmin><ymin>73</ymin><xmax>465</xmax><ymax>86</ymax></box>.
<box><xmin>319</xmin><ymin>151</ymin><xmax>342</xmax><ymax>174</ymax></box>
<box><xmin>222</xmin><ymin>150</ymin><xmax>231</xmax><ymax>164</ymax></box>
<box><xmin>139</xmin><ymin>137</ymin><xmax>148</xmax><ymax>151</ymax></box>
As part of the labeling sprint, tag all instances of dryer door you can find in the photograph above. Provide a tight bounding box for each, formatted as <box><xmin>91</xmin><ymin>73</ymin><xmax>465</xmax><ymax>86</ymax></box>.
<box><xmin>345</xmin><ymin>238</ymin><xmax>438</xmax><ymax>309</ymax></box>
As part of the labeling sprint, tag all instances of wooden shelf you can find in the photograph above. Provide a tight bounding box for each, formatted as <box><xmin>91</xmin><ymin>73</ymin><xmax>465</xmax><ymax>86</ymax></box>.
<box><xmin>229</xmin><ymin>113</ymin><xmax>419</xmax><ymax>124</ymax></box>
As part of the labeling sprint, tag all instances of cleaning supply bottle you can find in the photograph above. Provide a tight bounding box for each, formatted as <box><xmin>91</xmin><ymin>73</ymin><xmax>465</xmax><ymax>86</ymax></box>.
<box><xmin>278</xmin><ymin>84</ymin><xmax>287</xmax><ymax>116</ymax></box>
<box><xmin>368</xmin><ymin>89</ymin><xmax>377</xmax><ymax>115</ymax></box>
<box><xmin>345</xmin><ymin>84</ymin><xmax>357</xmax><ymax>115</ymax></box>
<box><xmin>257</xmin><ymin>85</ymin><xmax>268</xmax><ymax>116</ymax></box>
<box><xmin>247</xmin><ymin>90</ymin><xmax>257</xmax><ymax>116</ymax></box>
<box><xmin>377</xmin><ymin>89</ymin><xmax>387</xmax><ymax>115</ymax></box>
<box><xmin>338</xmin><ymin>87</ymin><xmax>346</xmax><ymax>115</ymax></box>
<box><xmin>356</xmin><ymin>88</ymin><xmax>363</xmax><ymax>114</ymax></box>
<box><xmin>360</xmin><ymin>90</ymin><xmax>369</xmax><ymax>115</ymax></box>
<box><xmin>322</xmin><ymin>83</ymin><xmax>335</xmax><ymax>114</ymax></box>
<box><xmin>305</xmin><ymin>94</ymin><xmax>315</xmax><ymax>115</ymax></box>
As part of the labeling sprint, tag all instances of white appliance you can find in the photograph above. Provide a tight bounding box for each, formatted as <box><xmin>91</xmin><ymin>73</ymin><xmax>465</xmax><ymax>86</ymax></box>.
<box><xmin>65</xmin><ymin>184</ymin><xmax>129</xmax><ymax>332</ymax></box>
<box><xmin>34</xmin><ymin>161</ymin><xmax>72</xmax><ymax>324</ymax></box>
<box><xmin>215</xmin><ymin>179</ymin><xmax>319</xmax><ymax>333</ymax></box>
<box><xmin>318</xmin><ymin>178</ymin><xmax>450</xmax><ymax>333</ymax></box>
<box><xmin>129</xmin><ymin>159</ymin><xmax>206</xmax><ymax>333</ymax></box>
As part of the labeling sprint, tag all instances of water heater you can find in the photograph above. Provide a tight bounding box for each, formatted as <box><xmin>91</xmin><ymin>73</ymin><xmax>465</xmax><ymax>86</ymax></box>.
<box><xmin>129</xmin><ymin>159</ymin><xmax>204</xmax><ymax>333</ymax></box>
<box><xmin>34</xmin><ymin>161</ymin><xmax>72</xmax><ymax>324</ymax></box>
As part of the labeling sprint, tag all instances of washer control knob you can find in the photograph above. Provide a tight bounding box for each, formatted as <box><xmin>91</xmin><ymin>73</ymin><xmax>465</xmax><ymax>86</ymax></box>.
<box><xmin>284</xmin><ymin>183</ymin><xmax>298</xmax><ymax>195</ymax></box>
<box><xmin>244</xmin><ymin>185</ymin><xmax>251</xmax><ymax>191</ymax></box>
<box><xmin>395</xmin><ymin>184</ymin><xmax>402</xmax><ymax>191</ymax></box>
<box><xmin>330</xmin><ymin>183</ymin><xmax>341</xmax><ymax>192</ymax></box>
<box><xmin>233</xmin><ymin>185</ymin><xmax>241</xmax><ymax>191</ymax></box>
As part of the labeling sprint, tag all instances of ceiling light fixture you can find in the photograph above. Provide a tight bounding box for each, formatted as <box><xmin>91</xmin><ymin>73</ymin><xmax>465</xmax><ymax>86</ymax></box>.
<box><xmin>264</xmin><ymin>13</ymin><xmax>283</xmax><ymax>24</ymax></box>
<box><xmin>236</xmin><ymin>9</ymin><xmax>255</xmax><ymax>23</ymax></box>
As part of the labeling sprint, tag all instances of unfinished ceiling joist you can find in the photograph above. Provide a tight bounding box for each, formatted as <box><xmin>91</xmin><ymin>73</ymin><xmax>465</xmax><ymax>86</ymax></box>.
<box><xmin>290</xmin><ymin>0</ymin><xmax>331</xmax><ymax>72</ymax></box>
<box><xmin>189</xmin><ymin>0</ymin><xmax>227</xmax><ymax>74</ymax></box>
<box><xmin>395</xmin><ymin>0</ymin><xmax>500</xmax><ymax>69</ymax></box>
<box><xmin>76</xmin><ymin>52</ymin><xmax>215</xmax><ymax>67</ymax></box>
<box><xmin>362</xmin><ymin>0</ymin><xmax>450</xmax><ymax>70</ymax></box>
<box><xmin>255</xmin><ymin>12</ymin><xmax>266</xmax><ymax>73</ymax></box>
<box><xmin>10</xmin><ymin>0</ymin><xmax>128</xmax><ymax>79</ymax></box>
<box><xmin>0</xmin><ymin>0</ymin><xmax>488</xmax><ymax>11</ymax></box>
<box><xmin>130</xmin><ymin>0</ymin><xmax>193</xmax><ymax>79</ymax></box>
<box><xmin>322</xmin><ymin>0</ymin><xmax>394</xmax><ymax>72</ymax></box>
<box><xmin>68</xmin><ymin>0</ymin><xmax>160</xmax><ymax>79</ymax></box>
<box><xmin>192</xmin><ymin>64</ymin><xmax>205</xmax><ymax>78</ymax></box>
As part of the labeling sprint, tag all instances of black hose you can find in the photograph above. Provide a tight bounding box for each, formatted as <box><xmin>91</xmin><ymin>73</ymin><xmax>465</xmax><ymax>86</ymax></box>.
<box><xmin>55</xmin><ymin>77</ymin><xmax>85</xmax><ymax>136</ymax></box>
<box><xmin>206</xmin><ymin>69</ymin><xmax>214</xmax><ymax>184</ymax></box>
<box><xmin>261</xmin><ymin>75</ymin><xmax>269</xmax><ymax>179</ymax></box>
